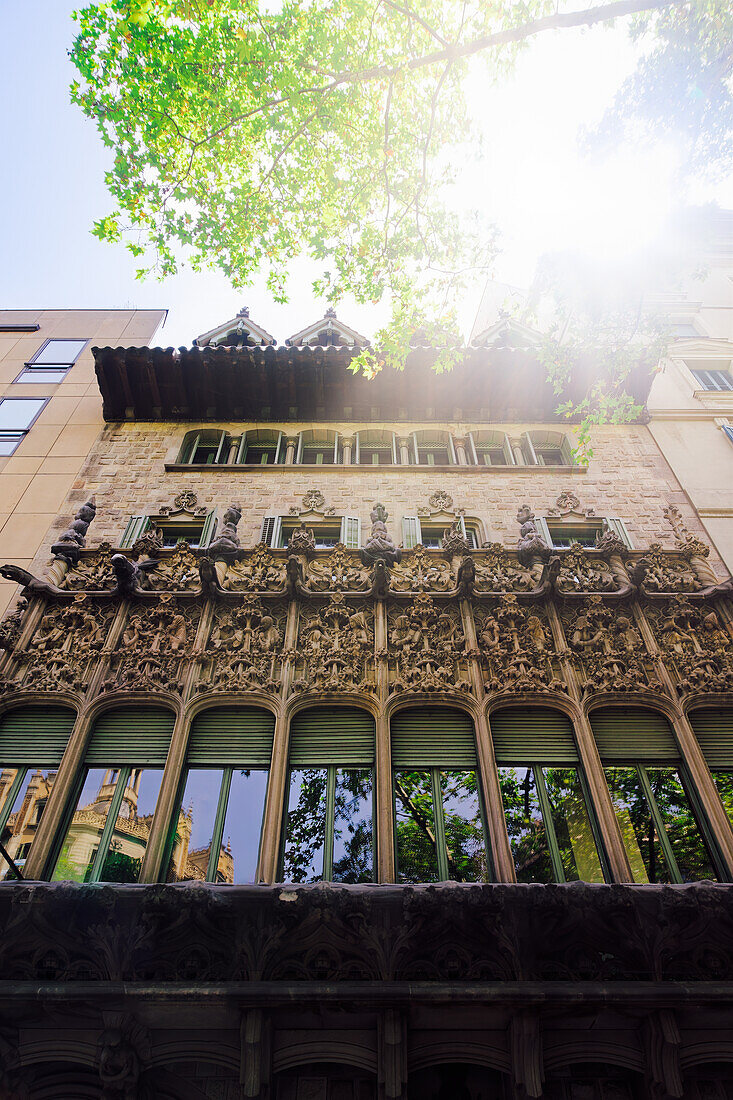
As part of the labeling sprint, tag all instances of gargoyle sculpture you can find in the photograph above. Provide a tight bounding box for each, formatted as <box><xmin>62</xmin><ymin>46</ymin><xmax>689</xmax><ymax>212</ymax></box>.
<box><xmin>111</xmin><ymin>554</ymin><xmax>159</xmax><ymax>598</ymax></box>
<box><xmin>0</xmin><ymin>565</ymin><xmax>64</xmax><ymax>599</ymax></box>
<box><xmin>198</xmin><ymin>556</ymin><xmax>221</xmax><ymax>598</ymax></box>
<box><xmin>286</xmin><ymin>555</ymin><xmax>303</xmax><ymax>597</ymax></box>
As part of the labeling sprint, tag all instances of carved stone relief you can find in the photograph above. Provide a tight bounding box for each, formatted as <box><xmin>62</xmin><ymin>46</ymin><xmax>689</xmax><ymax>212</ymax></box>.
<box><xmin>60</xmin><ymin>543</ymin><xmax>117</xmax><ymax>591</ymax></box>
<box><xmin>105</xmin><ymin>595</ymin><xmax>199</xmax><ymax>694</ymax></box>
<box><xmin>638</xmin><ymin>545</ymin><xmax>701</xmax><ymax>593</ymax></box>
<box><xmin>472</xmin><ymin>544</ymin><xmax>534</xmax><ymax>593</ymax></box>
<box><xmin>555</xmin><ymin>546</ymin><xmax>618</xmax><ymax>594</ymax></box>
<box><xmin>477</xmin><ymin>595</ymin><xmax>566</xmax><ymax>695</ymax></box>
<box><xmin>564</xmin><ymin>595</ymin><xmax>661</xmax><ymax>695</ymax></box>
<box><xmin>19</xmin><ymin>596</ymin><xmax>116</xmax><ymax>694</ymax></box>
<box><xmin>197</xmin><ymin>597</ymin><xmax>285</xmax><ymax>694</ymax></box>
<box><xmin>646</xmin><ymin>596</ymin><xmax>733</xmax><ymax>694</ymax></box>
<box><xmin>305</xmin><ymin>545</ymin><xmax>370</xmax><ymax>592</ymax></box>
<box><xmin>293</xmin><ymin>594</ymin><xmax>375</xmax><ymax>694</ymax></box>
<box><xmin>389</xmin><ymin>545</ymin><xmax>453</xmax><ymax>593</ymax></box>
<box><xmin>139</xmin><ymin>542</ymin><xmax>201</xmax><ymax>592</ymax></box>
<box><xmin>388</xmin><ymin>594</ymin><xmax>468</xmax><ymax>694</ymax></box>
<box><xmin>220</xmin><ymin>544</ymin><xmax>286</xmax><ymax>592</ymax></box>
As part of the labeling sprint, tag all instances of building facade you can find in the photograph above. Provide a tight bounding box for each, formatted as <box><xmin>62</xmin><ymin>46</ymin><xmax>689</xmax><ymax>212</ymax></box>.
<box><xmin>0</xmin><ymin>309</ymin><xmax>167</xmax><ymax>617</ymax></box>
<box><xmin>0</xmin><ymin>308</ymin><xmax>732</xmax><ymax>1098</ymax></box>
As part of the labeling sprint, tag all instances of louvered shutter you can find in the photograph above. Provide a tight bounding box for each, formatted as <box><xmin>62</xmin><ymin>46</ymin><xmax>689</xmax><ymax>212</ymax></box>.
<box><xmin>448</xmin><ymin>435</ymin><xmax>457</xmax><ymax>464</ymax></box>
<box><xmin>340</xmin><ymin>516</ymin><xmax>361</xmax><ymax>549</ymax></box>
<box><xmin>589</xmin><ymin>707</ymin><xmax>677</xmax><ymax>761</ymax></box>
<box><xmin>522</xmin><ymin>433</ymin><xmax>539</xmax><ymax>465</ymax></box>
<box><xmin>119</xmin><ymin>515</ymin><xmax>150</xmax><ymax>548</ymax></box>
<box><xmin>604</xmin><ymin>518</ymin><xmax>634</xmax><ymax>550</ymax></box>
<box><xmin>560</xmin><ymin>435</ymin><xmax>575</xmax><ymax>465</ymax></box>
<box><xmin>490</xmin><ymin>707</ymin><xmax>578</xmax><ymax>764</ymax></box>
<box><xmin>184</xmin><ymin>432</ymin><xmax>200</xmax><ymax>464</ymax></box>
<box><xmin>0</xmin><ymin>706</ymin><xmax>75</xmax><ymax>766</ymax></box>
<box><xmin>199</xmin><ymin>509</ymin><xmax>218</xmax><ymax>548</ymax></box>
<box><xmin>188</xmin><ymin>707</ymin><xmax>275</xmax><ymax>766</ymax></box>
<box><xmin>289</xmin><ymin>707</ymin><xmax>375</xmax><ymax>767</ymax></box>
<box><xmin>85</xmin><ymin>707</ymin><xmax>174</xmax><ymax>766</ymax></box>
<box><xmin>260</xmin><ymin>516</ymin><xmax>281</xmax><ymax>547</ymax></box>
<box><xmin>502</xmin><ymin>434</ymin><xmax>516</xmax><ymax>465</ymax></box>
<box><xmin>402</xmin><ymin>516</ymin><xmax>421</xmax><ymax>549</ymax></box>
<box><xmin>236</xmin><ymin>433</ymin><xmax>248</xmax><ymax>463</ymax></box>
<box><xmin>534</xmin><ymin>517</ymin><xmax>552</xmax><ymax>546</ymax></box>
<box><xmin>391</xmin><ymin>707</ymin><xmax>477</xmax><ymax>768</ymax></box>
<box><xmin>689</xmin><ymin>709</ymin><xmax>733</xmax><ymax>768</ymax></box>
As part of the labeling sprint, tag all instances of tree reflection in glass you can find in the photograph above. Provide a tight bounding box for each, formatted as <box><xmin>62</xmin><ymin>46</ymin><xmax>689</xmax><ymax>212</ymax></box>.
<box><xmin>543</xmin><ymin>768</ymin><xmax>604</xmax><ymax>883</ymax></box>
<box><xmin>498</xmin><ymin>767</ymin><xmax>554</xmax><ymax>883</ymax></box>
<box><xmin>283</xmin><ymin>767</ymin><xmax>374</xmax><ymax>883</ymax></box>
<box><xmin>395</xmin><ymin>769</ymin><xmax>489</xmax><ymax>883</ymax></box>
<box><xmin>332</xmin><ymin>769</ymin><xmax>373</xmax><ymax>883</ymax></box>
<box><xmin>712</xmin><ymin>769</ymin><xmax>733</xmax><ymax>826</ymax></box>
<box><xmin>440</xmin><ymin>770</ymin><xmax>489</xmax><ymax>882</ymax></box>
<box><xmin>395</xmin><ymin>770</ymin><xmax>439</xmax><ymax>883</ymax></box>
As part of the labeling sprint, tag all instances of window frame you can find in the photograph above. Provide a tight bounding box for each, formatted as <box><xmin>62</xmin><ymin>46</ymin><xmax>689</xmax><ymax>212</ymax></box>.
<box><xmin>0</xmin><ymin>396</ymin><xmax>48</xmax><ymax>455</ymax></box>
<box><xmin>180</xmin><ymin>429</ymin><xmax>229</xmax><ymax>465</ymax></box>
<box><xmin>15</xmin><ymin>338</ymin><xmax>88</xmax><ymax>383</ymax></box>
<box><xmin>237</xmin><ymin>429</ymin><xmax>284</xmax><ymax>465</ymax></box>
<box><xmin>691</xmin><ymin>367</ymin><xmax>733</xmax><ymax>392</ymax></box>
<box><xmin>401</xmin><ymin>515</ymin><xmax>479</xmax><ymax>549</ymax></box>
<box><xmin>411</xmin><ymin>431</ymin><xmax>457</xmax><ymax>466</ymax></box>
<box><xmin>537</xmin><ymin>516</ymin><xmax>633</xmax><ymax>550</ymax></box>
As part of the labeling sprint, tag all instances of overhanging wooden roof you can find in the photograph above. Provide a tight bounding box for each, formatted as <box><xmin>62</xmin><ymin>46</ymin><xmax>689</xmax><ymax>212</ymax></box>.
<box><xmin>92</xmin><ymin>344</ymin><xmax>655</xmax><ymax>423</ymax></box>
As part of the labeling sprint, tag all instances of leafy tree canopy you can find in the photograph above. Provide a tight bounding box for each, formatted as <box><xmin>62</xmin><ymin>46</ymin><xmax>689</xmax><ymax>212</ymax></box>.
<box><xmin>70</xmin><ymin>0</ymin><xmax>731</xmax><ymax>437</ymax></box>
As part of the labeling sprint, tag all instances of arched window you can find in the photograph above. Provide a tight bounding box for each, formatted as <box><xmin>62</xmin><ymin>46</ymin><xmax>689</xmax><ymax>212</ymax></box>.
<box><xmin>296</xmin><ymin>429</ymin><xmax>340</xmax><ymax>465</ymax></box>
<box><xmin>411</xmin><ymin>430</ymin><xmax>456</xmax><ymax>465</ymax></box>
<box><xmin>0</xmin><ymin>705</ymin><xmax>76</xmax><ymax>880</ymax></box>
<box><xmin>178</xmin><ymin>429</ymin><xmax>230</xmax><ymax>465</ymax></box>
<box><xmin>490</xmin><ymin>707</ymin><xmax>605</xmax><ymax>884</ymax></box>
<box><xmin>689</xmin><ymin>708</ymin><xmax>733</xmax><ymax>826</ymax></box>
<box><xmin>282</xmin><ymin>707</ymin><xmax>375</xmax><ymax>883</ymax></box>
<box><xmin>355</xmin><ymin>429</ymin><xmax>397</xmax><ymax>465</ymax></box>
<box><xmin>236</xmin><ymin>429</ymin><xmax>284</xmax><ymax>465</ymax></box>
<box><xmin>467</xmin><ymin>430</ymin><xmax>515</xmax><ymax>466</ymax></box>
<box><xmin>521</xmin><ymin>430</ymin><xmax>574</xmax><ymax>466</ymax></box>
<box><xmin>391</xmin><ymin>707</ymin><xmax>490</xmax><ymax>883</ymax></box>
<box><xmin>51</xmin><ymin>707</ymin><xmax>174</xmax><ymax>884</ymax></box>
<box><xmin>590</xmin><ymin>706</ymin><xmax>720</xmax><ymax>883</ymax></box>
<box><xmin>168</xmin><ymin>707</ymin><xmax>275</xmax><ymax>884</ymax></box>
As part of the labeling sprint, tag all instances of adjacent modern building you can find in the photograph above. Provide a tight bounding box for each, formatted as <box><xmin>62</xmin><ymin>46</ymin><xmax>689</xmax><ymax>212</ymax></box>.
<box><xmin>0</xmin><ymin>305</ymin><xmax>731</xmax><ymax>1097</ymax></box>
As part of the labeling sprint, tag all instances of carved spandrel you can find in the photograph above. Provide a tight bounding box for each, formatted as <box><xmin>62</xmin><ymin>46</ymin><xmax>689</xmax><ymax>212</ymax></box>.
<box><xmin>305</xmin><ymin>544</ymin><xmax>370</xmax><ymax>592</ymax></box>
<box><xmin>646</xmin><ymin>595</ymin><xmax>733</xmax><ymax>695</ymax></box>
<box><xmin>19</xmin><ymin>596</ymin><xmax>116</xmax><ymax>694</ymax></box>
<box><xmin>105</xmin><ymin>596</ymin><xmax>200</xmax><ymax>694</ymax></box>
<box><xmin>639</xmin><ymin>544</ymin><xmax>701</xmax><ymax>593</ymax></box>
<box><xmin>562</xmin><ymin>597</ymin><xmax>661</xmax><ymax>695</ymax></box>
<box><xmin>197</xmin><ymin>597</ymin><xmax>285</xmax><ymax>694</ymax></box>
<box><xmin>555</xmin><ymin>546</ymin><xmax>619</xmax><ymax>594</ymax></box>
<box><xmin>293</xmin><ymin>594</ymin><xmax>375</xmax><ymax>694</ymax></box>
<box><xmin>220</xmin><ymin>544</ymin><xmax>286</xmax><ymax>592</ymax></box>
<box><xmin>476</xmin><ymin>597</ymin><xmax>566</xmax><ymax>695</ymax></box>
<box><xmin>387</xmin><ymin>594</ymin><xmax>469</xmax><ymax>694</ymax></box>
<box><xmin>389</xmin><ymin>546</ymin><xmax>453</xmax><ymax>593</ymax></box>
<box><xmin>139</xmin><ymin>543</ymin><xmax>200</xmax><ymax>591</ymax></box>
<box><xmin>469</xmin><ymin>544</ymin><xmax>533</xmax><ymax>593</ymax></box>
<box><xmin>59</xmin><ymin>544</ymin><xmax>117</xmax><ymax>592</ymax></box>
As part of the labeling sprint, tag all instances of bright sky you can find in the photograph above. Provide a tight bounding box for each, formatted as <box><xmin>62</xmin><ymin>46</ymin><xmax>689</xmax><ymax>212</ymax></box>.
<box><xmin>1</xmin><ymin>3</ymin><xmax>728</xmax><ymax>347</ymax></box>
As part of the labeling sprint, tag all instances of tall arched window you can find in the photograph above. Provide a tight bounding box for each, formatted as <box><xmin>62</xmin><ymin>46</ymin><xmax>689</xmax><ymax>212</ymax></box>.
<box><xmin>51</xmin><ymin>707</ymin><xmax>174</xmax><ymax>884</ymax></box>
<box><xmin>168</xmin><ymin>707</ymin><xmax>274</xmax><ymax>884</ymax></box>
<box><xmin>0</xmin><ymin>705</ymin><xmax>76</xmax><ymax>880</ymax></box>
<box><xmin>490</xmin><ymin>707</ymin><xmax>605</xmax><ymax>884</ymax></box>
<box><xmin>391</xmin><ymin>707</ymin><xmax>490</xmax><ymax>883</ymax></box>
<box><xmin>236</xmin><ymin>429</ymin><xmax>284</xmax><ymax>465</ymax></box>
<box><xmin>590</xmin><ymin>706</ymin><xmax>720</xmax><ymax>883</ymax></box>
<box><xmin>178</xmin><ymin>429</ymin><xmax>230</xmax><ymax>465</ymax></box>
<box><xmin>355</xmin><ymin>429</ymin><xmax>397</xmax><ymax>465</ymax></box>
<box><xmin>296</xmin><ymin>429</ymin><xmax>340</xmax><ymax>464</ymax></box>
<box><xmin>282</xmin><ymin>707</ymin><xmax>375</xmax><ymax>883</ymax></box>
<box><xmin>410</xmin><ymin>430</ymin><xmax>456</xmax><ymax>465</ymax></box>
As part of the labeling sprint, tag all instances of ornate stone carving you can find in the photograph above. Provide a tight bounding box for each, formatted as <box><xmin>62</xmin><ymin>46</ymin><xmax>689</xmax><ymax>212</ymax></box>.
<box><xmin>173</xmin><ymin>490</ymin><xmax>198</xmax><ymax>512</ymax></box>
<box><xmin>388</xmin><ymin>594</ymin><xmax>468</xmax><ymax>693</ymax></box>
<box><xmin>222</xmin><ymin>544</ymin><xmax>285</xmax><ymax>592</ymax></box>
<box><xmin>130</xmin><ymin>525</ymin><xmax>163</xmax><ymax>559</ymax></box>
<box><xmin>546</xmin><ymin>490</ymin><xmax>594</xmax><ymax>518</ymax></box>
<box><xmin>389</xmin><ymin>545</ymin><xmax>452</xmax><ymax>592</ymax></box>
<box><xmin>98</xmin><ymin>1013</ymin><xmax>150</xmax><ymax>1100</ymax></box>
<box><xmin>60</xmin><ymin>543</ymin><xmax>117</xmax><ymax>591</ymax></box>
<box><xmin>565</xmin><ymin>596</ymin><xmax>661</xmax><ymax>694</ymax></box>
<box><xmin>0</xmin><ymin>598</ymin><xmax>28</xmax><ymax>653</ymax></box>
<box><xmin>516</xmin><ymin>506</ymin><xmax>550</xmax><ymax>566</ymax></box>
<box><xmin>287</xmin><ymin>521</ymin><xmax>316</xmax><ymax>557</ymax></box>
<box><xmin>207</xmin><ymin>503</ymin><xmax>242</xmax><ymax>558</ymax></box>
<box><xmin>293</xmin><ymin>594</ymin><xmax>374</xmax><ymax>693</ymax></box>
<box><xmin>473</xmin><ymin>544</ymin><xmax>534</xmax><ymax>593</ymax></box>
<box><xmin>361</xmin><ymin>503</ymin><xmax>402</xmax><ymax>565</ymax></box>
<box><xmin>555</xmin><ymin>545</ymin><xmax>618</xmax><ymax>593</ymax></box>
<box><xmin>306</xmin><ymin>545</ymin><xmax>370</xmax><ymax>592</ymax></box>
<box><xmin>110</xmin><ymin>553</ymin><xmax>160</xmax><ymax>598</ymax></box>
<box><xmin>106</xmin><ymin>595</ymin><xmax>198</xmax><ymax>693</ymax></box>
<box><xmin>50</xmin><ymin>497</ymin><xmax>96</xmax><ymax>565</ymax></box>
<box><xmin>638</xmin><ymin>545</ymin><xmax>700</xmax><ymax>593</ymax></box>
<box><xmin>441</xmin><ymin>518</ymin><xmax>470</xmax><ymax>556</ymax></box>
<box><xmin>198</xmin><ymin>597</ymin><xmax>283</xmax><ymax>693</ymax></box>
<box><xmin>138</xmin><ymin>543</ymin><xmax>200</xmax><ymax>592</ymax></box>
<box><xmin>478</xmin><ymin>596</ymin><xmax>565</xmax><ymax>695</ymax></box>
<box><xmin>301</xmin><ymin>489</ymin><xmax>325</xmax><ymax>512</ymax></box>
<box><xmin>20</xmin><ymin>596</ymin><xmax>115</xmax><ymax>693</ymax></box>
<box><xmin>428</xmin><ymin>490</ymin><xmax>453</xmax><ymax>512</ymax></box>
<box><xmin>647</xmin><ymin>596</ymin><xmax>733</xmax><ymax>694</ymax></box>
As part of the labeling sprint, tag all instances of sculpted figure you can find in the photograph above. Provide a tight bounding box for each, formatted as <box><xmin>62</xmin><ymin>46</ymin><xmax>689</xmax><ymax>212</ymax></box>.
<box><xmin>480</xmin><ymin>616</ymin><xmax>501</xmax><ymax>652</ymax></box>
<box><xmin>526</xmin><ymin>614</ymin><xmax>547</xmax><ymax>652</ymax></box>
<box><xmin>259</xmin><ymin>614</ymin><xmax>281</xmax><ymax>651</ymax></box>
<box><xmin>349</xmin><ymin>609</ymin><xmax>370</xmax><ymax>647</ymax></box>
<box><xmin>571</xmin><ymin>613</ymin><xmax>604</xmax><ymax>651</ymax></box>
<box><xmin>390</xmin><ymin>614</ymin><xmax>413</xmax><ymax>651</ymax></box>
<box><xmin>207</xmin><ymin>503</ymin><xmax>242</xmax><ymax>558</ymax></box>
<box><xmin>361</xmin><ymin>503</ymin><xmax>402</xmax><ymax>565</ymax></box>
<box><xmin>613</xmin><ymin>614</ymin><xmax>641</xmax><ymax>652</ymax></box>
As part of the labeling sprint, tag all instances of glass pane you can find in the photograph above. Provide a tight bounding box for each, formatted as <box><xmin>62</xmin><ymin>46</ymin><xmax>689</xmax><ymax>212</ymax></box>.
<box><xmin>33</xmin><ymin>339</ymin><xmax>86</xmax><ymax>365</ymax></box>
<box><xmin>0</xmin><ymin>399</ymin><xmax>45</xmax><ymax>431</ymax></box>
<box><xmin>16</xmin><ymin>368</ymin><xmax>68</xmax><ymax>383</ymax></box>
<box><xmin>394</xmin><ymin>770</ymin><xmax>439</xmax><ymax>883</ymax></box>
<box><xmin>221</xmin><ymin>769</ymin><xmax>268</xmax><ymax>884</ymax></box>
<box><xmin>0</xmin><ymin>768</ymin><xmax>57</xmax><ymax>880</ymax></box>
<box><xmin>647</xmin><ymin>767</ymin><xmax>716</xmax><ymax>882</ymax></box>
<box><xmin>711</xmin><ymin>769</ymin><xmax>733</xmax><ymax>825</ymax></box>
<box><xmin>604</xmin><ymin>766</ymin><xmax>670</xmax><ymax>884</ymax></box>
<box><xmin>542</xmin><ymin>767</ymin><xmax>605</xmax><ymax>883</ymax></box>
<box><xmin>0</xmin><ymin>435</ymin><xmax>22</xmax><ymax>455</ymax></box>
<box><xmin>283</xmin><ymin>768</ymin><xmax>328</xmax><ymax>882</ymax></box>
<box><xmin>332</xmin><ymin>768</ymin><xmax>373</xmax><ymax>884</ymax></box>
<box><xmin>100</xmin><ymin>768</ymin><xmax>163</xmax><ymax>882</ymax></box>
<box><xmin>498</xmin><ymin>766</ymin><xmax>554</xmax><ymax>883</ymax></box>
<box><xmin>52</xmin><ymin>768</ymin><xmax>112</xmax><ymax>882</ymax></box>
<box><xmin>440</xmin><ymin>770</ymin><xmax>490</xmax><ymax>882</ymax></box>
<box><xmin>168</xmin><ymin>768</ymin><xmax>223</xmax><ymax>882</ymax></box>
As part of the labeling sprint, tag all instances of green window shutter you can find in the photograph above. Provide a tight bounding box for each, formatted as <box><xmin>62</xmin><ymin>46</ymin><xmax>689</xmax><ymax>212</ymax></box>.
<box><xmin>523</xmin><ymin>433</ymin><xmax>539</xmax><ymax>465</ymax></box>
<box><xmin>391</xmin><ymin>707</ymin><xmax>476</xmax><ymax>768</ymax></box>
<box><xmin>689</xmin><ymin>709</ymin><xmax>733</xmax><ymax>768</ymax></box>
<box><xmin>236</xmin><ymin>433</ymin><xmax>248</xmax><ymax>463</ymax></box>
<box><xmin>199</xmin><ymin>509</ymin><xmax>218</xmax><ymax>549</ymax></box>
<box><xmin>402</xmin><ymin>516</ymin><xmax>421</xmax><ymax>549</ymax></box>
<box><xmin>604</xmin><ymin>517</ymin><xmax>634</xmax><ymax>550</ymax></box>
<box><xmin>502</xmin><ymin>434</ymin><xmax>516</xmax><ymax>465</ymax></box>
<box><xmin>183</xmin><ymin>432</ymin><xmax>200</xmax><ymax>464</ymax></box>
<box><xmin>289</xmin><ymin>707</ymin><xmax>375</xmax><ymax>767</ymax></box>
<box><xmin>560</xmin><ymin>435</ymin><xmax>575</xmax><ymax>465</ymax></box>
<box><xmin>86</xmin><ymin>707</ymin><xmax>175</xmax><ymax>766</ymax></box>
<box><xmin>188</xmin><ymin>707</ymin><xmax>275</xmax><ymax>766</ymax></box>
<box><xmin>589</xmin><ymin>707</ymin><xmax>677</xmax><ymax>761</ymax></box>
<box><xmin>490</xmin><ymin>707</ymin><xmax>578</xmax><ymax>764</ymax></box>
<box><xmin>535</xmin><ymin>517</ymin><xmax>552</xmax><ymax>546</ymax></box>
<box><xmin>260</xmin><ymin>516</ymin><xmax>281</xmax><ymax>547</ymax></box>
<box><xmin>340</xmin><ymin>516</ymin><xmax>361</xmax><ymax>549</ymax></box>
<box><xmin>119</xmin><ymin>515</ymin><xmax>150</xmax><ymax>549</ymax></box>
<box><xmin>0</xmin><ymin>705</ymin><xmax>76</xmax><ymax>766</ymax></box>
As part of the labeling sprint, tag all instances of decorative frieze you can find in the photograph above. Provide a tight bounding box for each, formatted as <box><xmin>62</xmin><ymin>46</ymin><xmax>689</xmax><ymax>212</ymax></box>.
<box><xmin>293</xmin><ymin>594</ymin><xmax>375</xmax><ymax>694</ymax></box>
<box><xmin>197</xmin><ymin>597</ymin><xmax>285</xmax><ymax>694</ymax></box>
<box><xmin>388</xmin><ymin>594</ymin><xmax>468</xmax><ymax>694</ymax></box>
<box><xmin>477</xmin><ymin>596</ymin><xmax>566</xmax><ymax>695</ymax></box>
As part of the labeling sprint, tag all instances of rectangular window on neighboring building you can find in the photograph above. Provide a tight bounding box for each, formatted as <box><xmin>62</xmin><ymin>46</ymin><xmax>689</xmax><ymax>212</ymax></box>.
<box><xmin>16</xmin><ymin>338</ymin><xmax>88</xmax><ymax>383</ymax></box>
<box><xmin>0</xmin><ymin>397</ymin><xmax>47</xmax><ymax>454</ymax></box>
<box><xmin>690</xmin><ymin>368</ymin><xmax>733</xmax><ymax>392</ymax></box>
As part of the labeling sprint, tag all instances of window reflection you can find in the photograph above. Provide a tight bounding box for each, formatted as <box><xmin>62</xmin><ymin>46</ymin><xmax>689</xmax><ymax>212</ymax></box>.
<box><xmin>498</xmin><ymin>766</ymin><xmax>604</xmax><ymax>884</ymax></box>
<box><xmin>395</xmin><ymin>769</ymin><xmax>489</xmax><ymax>884</ymax></box>
<box><xmin>0</xmin><ymin>767</ymin><xmax>57</xmax><ymax>880</ymax></box>
<box><xmin>52</xmin><ymin>767</ymin><xmax>163</xmax><ymax>883</ymax></box>
<box><xmin>168</xmin><ymin>768</ymin><xmax>268</xmax><ymax>884</ymax></box>
<box><xmin>711</xmin><ymin>770</ymin><xmax>733</xmax><ymax>826</ymax></box>
<box><xmin>605</xmin><ymin>765</ymin><xmax>716</xmax><ymax>884</ymax></box>
<box><xmin>283</xmin><ymin>767</ymin><xmax>374</xmax><ymax>883</ymax></box>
